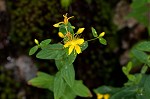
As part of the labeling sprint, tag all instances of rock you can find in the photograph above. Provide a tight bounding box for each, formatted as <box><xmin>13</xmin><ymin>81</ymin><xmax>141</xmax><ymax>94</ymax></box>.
<box><xmin>5</xmin><ymin>55</ymin><xmax>37</xmax><ymax>82</ymax></box>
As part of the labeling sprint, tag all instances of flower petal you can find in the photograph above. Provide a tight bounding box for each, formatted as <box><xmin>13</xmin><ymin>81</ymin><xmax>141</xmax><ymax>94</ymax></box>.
<box><xmin>75</xmin><ymin>39</ymin><xmax>84</xmax><ymax>45</ymax></box>
<box><xmin>63</xmin><ymin>13</ymin><xmax>74</xmax><ymax>24</ymax></box>
<box><xmin>53</xmin><ymin>22</ymin><xmax>63</xmax><ymax>27</ymax></box>
<box><xmin>64</xmin><ymin>41</ymin><xmax>71</xmax><ymax>48</ymax></box>
<box><xmin>97</xmin><ymin>93</ymin><xmax>103</xmax><ymax>99</ymax></box>
<box><xmin>104</xmin><ymin>94</ymin><xmax>110</xmax><ymax>99</ymax></box>
<box><xmin>69</xmin><ymin>45</ymin><xmax>74</xmax><ymax>55</ymax></box>
<box><xmin>75</xmin><ymin>45</ymin><xmax>81</xmax><ymax>54</ymax></box>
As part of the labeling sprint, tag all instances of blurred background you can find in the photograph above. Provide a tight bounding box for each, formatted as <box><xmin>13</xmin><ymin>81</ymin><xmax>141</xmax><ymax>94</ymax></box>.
<box><xmin>0</xmin><ymin>0</ymin><xmax>149</xmax><ymax>99</ymax></box>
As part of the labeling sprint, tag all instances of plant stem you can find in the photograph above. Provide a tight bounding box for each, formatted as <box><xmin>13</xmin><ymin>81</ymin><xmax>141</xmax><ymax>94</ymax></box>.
<box><xmin>86</xmin><ymin>37</ymin><xmax>99</xmax><ymax>42</ymax></box>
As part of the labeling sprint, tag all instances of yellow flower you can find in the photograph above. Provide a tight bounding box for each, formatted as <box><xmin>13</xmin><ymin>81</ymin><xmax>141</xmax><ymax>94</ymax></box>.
<box><xmin>58</xmin><ymin>32</ymin><xmax>65</xmax><ymax>38</ymax></box>
<box><xmin>53</xmin><ymin>13</ymin><xmax>74</xmax><ymax>27</ymax></box>
<box><xmin>64</xmin><ymin>39</ymin><xmax>84</xmax><ymax>55</ymax></box>
<box><xmin>97</xmin><ymin>93</ymin><xmax>103</xmax><ymax>99</ymax></box>
<box><xmin>104</xmin><ymin>94</ymin><xmax>110</xmax><ymax>99</ymax></box>
<box><xmin>96</xmin><ymin>93</ymin><xmax>110</xmax><ymax>99</ymax></box>
<box><xmin>63</xmin><ymin>13</ymin><xmax>74</xmax><ymax>25</ymax></box>
<box><xmin>99</xmin><ymin>32</ymin><xmax>105</xmax><ymax>37</ymax></box>
<box><xmin>76</xmin><ymin>28</ymin><xmax>85</xmax><ymax>34</ymax></box>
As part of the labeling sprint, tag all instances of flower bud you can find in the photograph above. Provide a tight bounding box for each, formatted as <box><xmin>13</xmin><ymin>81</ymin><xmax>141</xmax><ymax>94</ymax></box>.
<box><xmin>76</xmin><ymin>28</ymin><xmax>85</xmax><ymax>34</ymax></box>
<box><xmin>34</xmin><ymin>39</ymin><xmax>39</xmax><ymax>45</ymax></box>
<box><xmin>99</xmin><ymin>32</ymin><xmax>105</xmax><ymax>37</ymax></box>
<box><xmin>58</xmin><ymin>32</ymin><xmax>65</xmax><ymax>38</ymax></box>
<box><xmin>53</xmin><ymin>23</ymin><xmax>60</xmax><ymax>27</ymax></box>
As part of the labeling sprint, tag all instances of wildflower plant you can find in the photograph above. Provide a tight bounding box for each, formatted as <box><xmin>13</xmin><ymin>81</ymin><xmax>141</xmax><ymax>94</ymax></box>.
<box><xmin>28</xmin><ymin>13</ymin><xmax>106</xmax><ymax>99</ymax></box>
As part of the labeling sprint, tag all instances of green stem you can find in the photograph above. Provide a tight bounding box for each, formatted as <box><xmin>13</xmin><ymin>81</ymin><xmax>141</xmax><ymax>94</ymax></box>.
<box><xmin>65</xmin><ymin>26</ymin><xmax>68</xmax><ymax>32</ymax></box>
<box><xmin>86</xmin><ymin>37</ymin><xmax>99</xmax><ymax>42</ymax></box>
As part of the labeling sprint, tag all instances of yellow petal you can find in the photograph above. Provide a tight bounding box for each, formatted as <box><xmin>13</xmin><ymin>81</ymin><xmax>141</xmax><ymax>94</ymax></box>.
<box><xmin>64</xmin><ymin>42</ymin><xmax>70</xmax><ymax>48</ymax></box>
<box><xmin>64</xmin><ymin>18</ymin><xmax>68</xmax><ymax>24</ymax></box>
<box><xmin>104</xmin><ymin>94</ymin><xmax>110</xmax><ymax>99</ymax></box>
<box><xmin>63</xmin><ymin>13</ymin><xmax>74</xmax><ymax>25</ymax></box>
<box><xmin>53</xmin><ymin>23</ymin><xmax>59</xmax><ymax>27</ymax></box>
<box><xmin>75</xmin><ymin>45</ymin><xmax>81</xmax><ymax>54</ymax></box>
<box><xmin>53</xmin><ymin>22</ymin><xmax>63</xmax><ymax>27</ymax></box>
<box><xmin>99</xmin><ymin>32</ymin><xmax>105</xmax><ymax>37</ymax></box>
<box><xmin>75</xmin><ymin>39</ymin><xmax>84</xmax><ymax>45</ymax></box>
<box><xmin>63</xmin><ymin>13</ymin><xmax>68</xmax><ymax>24</ymax></box>
<box><xmin>58</xmin><ymin>32</ymin><xmax>65</xmax><ymax>38</ymax></box>
<box><xmin>63</xmin><ymin>13</ymin><xmax>68</xmax><ymax>17</ymax></box>
<box><xmin>68</xmin><ymin>16</ymin><xmax>74</xmax><ymax>20</ymax></box>
<box><xmin>69</xmin><ymin>45</ymin><xmax>74</xmax><ymax>55</ymax></box>
<box><xmin>76</xmin><ymin>28</ymin><xmax>85</xmax><ymax>34</ymax></box>
<box><xmin>97</xmin><ymin>93</ymin><xmax>103</xmax><ymax>99</ymax></box>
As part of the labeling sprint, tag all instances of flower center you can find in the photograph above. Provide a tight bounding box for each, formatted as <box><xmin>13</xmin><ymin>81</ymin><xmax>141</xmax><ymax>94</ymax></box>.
<box><xmin>70</xmin><ymin>40</ymin><xmax>76</xmax><ymax>46</ymax></box>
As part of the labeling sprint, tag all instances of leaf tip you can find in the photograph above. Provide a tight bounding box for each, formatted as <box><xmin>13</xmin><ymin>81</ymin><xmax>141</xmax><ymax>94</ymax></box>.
<box><xmin>27</xmin><ymin>81</ymin><xmax>32</xmax><ymax>85</ymax></box>
<box><xmin>89</xmin><ymin>92</ymin><xmax>93</xmax><ymax>97</ymax></box>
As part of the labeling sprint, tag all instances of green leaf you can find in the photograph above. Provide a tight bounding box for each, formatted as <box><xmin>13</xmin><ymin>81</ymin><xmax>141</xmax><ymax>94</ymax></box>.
<box><xmin>130</xmin><ymin>49</ymin><xmax>148</xmax><ymax>64</ymax></box>
<box><xmin>128</xmin><ymin>4</ymin><xmax>149</xmax><ymax>26</ymax></box>
<box><xmin>64</xmin><ymin>52</ymin><xmax>77</xmax><ymax>65</ymax></box>
<box><xmin>127</xmin><ymin>74</ymin><xmax>136</xmax><ymax>82</ymax></box>
<box><xmin>59</xmin><ymin>24</ymin><xmax>67</xmax><ymax>34</ymax></box>
<box><xmin>67</xmin><ymin>22</ymin><xmax>75</xmax><ymax>34</ymax></box>
<box><xmin>54</xmin><ymin>73</ymin><xmax>66</xmax><ymax>99</ymax></box>
<box><xmin>135</xmin><ymin>41</ymin><xmax>150</xmax><ymax>52</ymax></box>
<box><xmin>135</xmin><ymin>74</ymin><xmax>142</xmax><ymax>84</ymax></box>
<box><xmin>94</xmin><ymin>85</ymin><xmax>120</xmax><ymax>94</ymax></box>
<box><xmin>61</xmin><ymin>64</ymin><xmax>75</xmax><ymax>87</ymax></box>
<box><xmin>44</xmin><ymin>43</ymin><xmax>63</xmax><ymax>49</ymax></box>
<box><xmin>110</xmin><ymin>86</ymin><xmax>137</xmax><ymax>99</ymax></box>
<box><xmin>72</xmin><ymin>80</ymin><xmax>92</xmax><ymax>97</ymax></box>
<box><xmin>99</xmin><ymin>37</ymin><xmax>107</xmax><ymax>45</ymax></box>
<box><xmin>131</xmin><ymin>49</ymin><xmax>150</xmax><ymax>67</ymax></box>
<box><xmin>28</xmin><ymin>72</ymin><xmax>54</xmax><ymax>91</ymax></box>
<box><xmin>122</xmin><ymin>61</ymin><xmax>132</xmax><ymax>76</ymax></box>
<box><xmin>55</xmin><ymin>59</ymin><xmax>65</xmax><ymax>70</ymax></box>
<box><xmin>131</xmin><ymin>0</ymin><xmax>147</xmax><ymax>9</ymax></box>
<box><xmin>126</xmin><ymin>62</ymin><xmax>132</xmax><ymax>72</ymax></box>
<box><xmin>91</xmin><ymin>27</ymin><xmax>98</xmax><ymax>37</ymax></box>
<box><xmin>55</xmin><ymin>53</ymin><xmax>76</xmax><ymax>70</ymax></box>
<box><xmin>136</xmin><ymin>95</ymin><xmax>149</xmax><ymax>99</ymax></box>
<box><xmin>143</xmin><ymin>75</ymin><xmax>150</xmax><ymax>98</ymax></box>
<box><xmin>138</xmin><ymin>74</ymin><xmax>148</xmax><ymax>87</ymax></box>
<box><xmin>29</xmin><ymin>45</ymin><xmax>38</xmax><ymax>55</ymax></box>
<box><xmin>141</xmin><ymin>65</ymin><xmax>148</xmax><ymax>74</ymax></box>
<box><xmin>40</xmin><ymin>39</ymin><xmax>51</xmax><ymax>49</ymax></box>
<box><xmin>125</xmin><ymin>74</ymin><xmax>142</xmax><ymax>86</ymax></box>
<box><xmin>36</xmin><ymin>44</ymin><xmax>65</xmax><ymax>60</ymax></box>
<box><xmin>61</xmin><ymin>85</ymin><xmax>76</xmax><ymax>99</ymax></box>
<box><xmin>55</xmin><ymin>60</ymin><xmax>64</xmax><ymax>70</ymax></box>
<box><xmin>122</xmin><ymin>67</ymin><xmax>128</xmax><ymax>76</ymax></box>
<box><xmin>81</xmin><ymin>41</ymin><xmax>88</xmax><ymax>51</ymax></box>
<box><xmin>127</xmin><ymin>0</ymin><xmax>149</xmax><ymax>26</ymax></box>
